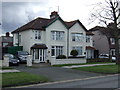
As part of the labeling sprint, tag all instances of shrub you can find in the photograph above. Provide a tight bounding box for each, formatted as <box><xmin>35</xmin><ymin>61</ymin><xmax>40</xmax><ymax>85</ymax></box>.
<box><xmin>56</xmin><ymin>55</ymin><xmax>66</xmax><ymax>59</ymax></box>
<box><xmin>87</xmin><ymin>58</ymin><xmax>111</xmax><ymax>63</ymax></box>
<box><xmin>70</xmin><ymin>50</ymin><xmax>78</xmax><ymax>57</ymax></box>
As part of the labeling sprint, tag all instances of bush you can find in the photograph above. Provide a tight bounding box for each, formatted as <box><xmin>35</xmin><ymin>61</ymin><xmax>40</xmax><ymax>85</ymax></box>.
<box><xmin>70</xmin><ymin>50</ymin><xmax>78</xmax><ymax>57</ymax></box>
<box><xmin>56</xmin><ymin>55</ymin><xmax>66</xmax><ymax>59</ymax></box>
<box><xmin>87</xmin><ymin>58</ymin><xmax>112</xmax><ymax>63</ymax></box>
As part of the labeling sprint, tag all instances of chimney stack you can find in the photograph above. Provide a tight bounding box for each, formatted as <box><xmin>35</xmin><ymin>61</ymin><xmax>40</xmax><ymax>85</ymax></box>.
<box><xmin>6</xmin><ymin>32</ymin><xmax>10</xmax><ymax>37</ymax></box>
<box><xmin>50</xmin><ymin>11</ymin><xmax>59</xmax><ymax>19</ymax></box>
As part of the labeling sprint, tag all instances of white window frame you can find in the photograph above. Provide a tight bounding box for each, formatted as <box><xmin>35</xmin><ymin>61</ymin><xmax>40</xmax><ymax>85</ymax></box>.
<box><xmin>19</xmin><ymin>35</ymin><xmax>21</xmax><ymax>44</ymax></box>
<box><xmin>110</xmin><ymin>38</ymin><xmax>115</xmax><ymax>44</ymax></box>
<box><xmin>110</xmin><ymin>49</ymin><xmax>115</xmax><ymax>56</ymax></box>
<box><xmin>86</xmin><ymin>36</ymin><xmax>90</xmax><ymax>43</ymax></box>
<box><xmin>72</xmin><ymin>33</ymin><xmax>83</xmax><ymax>42</ymax></box>
<box><xmin>72</xmin><ymin>46</ymin><xmax>83</xmax><ymax>56</ymax></box>
<box><xmin>51</xmin><ymin>31</ymin><xmax>64</xmax><ymax>41</ymax></box>
<box><xmin>51</xmin><ymin>46</ymin><xmax>63</xmax><ymax>57</ymax></box>
<box><xmin>35</xmin><ymin>30</ymin><xmax>41</xmax><ymax>40</ymax></box>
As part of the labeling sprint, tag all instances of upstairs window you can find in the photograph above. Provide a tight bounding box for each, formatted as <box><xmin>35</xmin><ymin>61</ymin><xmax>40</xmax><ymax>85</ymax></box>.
<box><xmin>51</xmin><ymin>31</ymin><xmax>64</xmax><ymax>40</ymax></box>
<box><xmin>35</xmin><ymin>31</ymin><xmax>41</xmax><ymax>40</ymax></box>
<box><xmin>72</xmin><ymin>33</ymin><xmax>83</xmax><ymax>42</ymax></box>
<box><xmin>19</xmin><ymin>35</ymin><xmax>21</xmax><ymax>44</ymax></box>
<box><xmin>110</xmin><ymin>38</ymin><xmax>115</xmax><ymax>44</ymax></box>
<box><xmin>86</xmin><ymin>36</ymin><xmax>90</xmax><ymax>43</ymax></box>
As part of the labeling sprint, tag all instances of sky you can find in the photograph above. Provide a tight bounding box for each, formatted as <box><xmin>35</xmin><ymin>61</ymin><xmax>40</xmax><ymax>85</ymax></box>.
<box><xmin>1</xmin><ymin>0</ymin><xmax>106</xmax><ymax>36</ymax></box>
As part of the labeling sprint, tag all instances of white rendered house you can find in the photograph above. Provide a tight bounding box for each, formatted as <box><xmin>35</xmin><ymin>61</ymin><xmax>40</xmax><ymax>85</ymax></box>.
<box><xmin>12</xmin><ymin>11</ymin><xmax>94</xmax><ymax>63</ymax></box>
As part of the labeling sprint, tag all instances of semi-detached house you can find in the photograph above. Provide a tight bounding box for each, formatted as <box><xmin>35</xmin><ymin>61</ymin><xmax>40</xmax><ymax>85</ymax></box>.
<box><xmin>12</xmin><ymin>11</ymin><xmax>94</xmax><ymax>63</ymax></box>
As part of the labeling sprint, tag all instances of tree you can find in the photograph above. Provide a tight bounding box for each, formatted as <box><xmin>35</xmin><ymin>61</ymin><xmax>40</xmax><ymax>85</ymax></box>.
<box><xmin>90</xmin><ymin>0</ymin><xmax>120</xmax><ymax>64</ymax></box>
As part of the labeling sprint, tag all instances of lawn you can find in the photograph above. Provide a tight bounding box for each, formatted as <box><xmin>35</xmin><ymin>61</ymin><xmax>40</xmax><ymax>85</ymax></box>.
<box><xmin>73</xmin><ymin>65</ymin><xmax>119</xmax><ymax>74</ymax></box>
<box><xmin>1</xmin><ymin>67</ymin><xmax>14</xmax><ymax>70</ymax></box>
<box><xmin>53</xmin><ymin>62</ymin><xmax>114</xmax><ymax>67</ymax></box>
<box><xmin>2</xmin><ymin>72</ymin><xmax>49</xmax><ymax>87</ymax></box>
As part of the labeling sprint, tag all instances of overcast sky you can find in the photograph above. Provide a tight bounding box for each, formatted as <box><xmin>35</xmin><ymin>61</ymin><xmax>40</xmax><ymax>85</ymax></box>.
<box><xmin>1</xmin><ymin>0</ymin><xmax>105</xmax><ymax>36</ymax></box>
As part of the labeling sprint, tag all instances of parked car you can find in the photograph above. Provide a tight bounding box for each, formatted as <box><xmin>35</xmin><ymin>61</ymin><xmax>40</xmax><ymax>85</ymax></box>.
<box><xmin>4</xmin><ymin>54</ymin><xmax>19</xmax><ymax>66</ymax></box>
<box><xmin>112</xmin><ymin>56</ymin><xmax>116</xmax><ymax>61</ymax></box>
<box><xmin>99</xmin><ymin>54</ymin><xmax>109</xmax><ymax>59</ymax></box>
<box><xmin>16</xmin><ymin>51</ymin><xmax>29</xmax><ymax>63</ymax></box>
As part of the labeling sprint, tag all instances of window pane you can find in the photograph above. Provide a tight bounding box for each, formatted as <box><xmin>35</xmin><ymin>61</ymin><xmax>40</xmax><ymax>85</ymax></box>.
<box><xmin>51</xmin><ymin>31</ymin><xmax>64</xmax><ymax>40</ymax></box>
<box><xmin>35</xmin><ymin>49</ymin><xmax>39</xmax><ymax>59</ymax></box>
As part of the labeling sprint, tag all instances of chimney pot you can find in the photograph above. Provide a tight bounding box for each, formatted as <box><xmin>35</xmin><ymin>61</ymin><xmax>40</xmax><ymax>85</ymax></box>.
<box><xmin>50</xmin><ymin>11</ymin><xmax>59</xmax><ymax>19</ymax></box>
<box><xmin>6</xmin><ymin>32</ymin><xmax>10</xmax><ymax>37</ymax></box>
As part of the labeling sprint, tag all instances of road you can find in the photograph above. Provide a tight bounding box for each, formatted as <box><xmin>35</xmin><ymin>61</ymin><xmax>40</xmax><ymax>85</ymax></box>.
<box><xmin>10</xmin><ymin>74</ymin><xmax>119</xmax><ymax>89</ymax></box>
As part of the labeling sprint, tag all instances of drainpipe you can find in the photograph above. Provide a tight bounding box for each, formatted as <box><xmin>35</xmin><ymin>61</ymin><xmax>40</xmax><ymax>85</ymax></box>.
<box><xmin>18</xmin><ymin>32</ymin><xmax>19</xmax><ymax>46</ymax></box>
<box><xmin>67</xmin><ymin>29</ymin><xmax>69</xmax><ymax>58</ymax></box>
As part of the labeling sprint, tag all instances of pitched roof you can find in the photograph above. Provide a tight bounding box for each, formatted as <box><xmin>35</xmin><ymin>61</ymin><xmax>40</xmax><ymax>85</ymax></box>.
<box><xmin>11</xmin><ymin>17</ymin><xmax>54</xmax><ymax>33</ymax></box>
<box><xmin>86</xmin><ymin>46</ymin><xmax>96</xmax><ymax>50</ymax></box>
<box><xmin>65</xmin><ymin>20</ymin><xmax>77</xmax><ymax>28</ymax></box>
<box><xmin>86</xmin><ymin>32</ymin><xmax>94</xmax><ymax>35</ymax></box>
<box><xmin>12</xmin><ymin>16</ymin><xmax>88</xmax><ymax>33</ymax></box>
<box><xmin>89</xmin><ymin>26</ymin><xmax>107</xmax><ymax>31</ymax></box>
<box><xmin>65</xmin><ymin>20</ymin><xmax>88</xmax><ymax>31</ymax></box>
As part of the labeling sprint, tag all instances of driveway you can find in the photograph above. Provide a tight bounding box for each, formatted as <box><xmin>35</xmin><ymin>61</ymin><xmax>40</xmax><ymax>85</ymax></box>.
<box><xmin>12</xmin><ymin>64</ymin><xmax>104</xmax><ymax>81</ymax></box>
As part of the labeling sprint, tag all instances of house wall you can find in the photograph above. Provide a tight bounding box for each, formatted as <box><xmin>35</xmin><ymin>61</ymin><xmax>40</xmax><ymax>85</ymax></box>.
<box><xmin>13</xmin><ymin>30</ymin><xmax>32</xmax><ymax>53</ymax></box>
<box><xmin>69</xmin><ymin>23</ymin><xmax>86</xmax><ymax>56</ymax></box>
<box><xmin>46</xmin><ymin>20</ymin><xmax>68</xmax><ymax>57</ymax></box>
<box><xmin>92</xmin><ymin>30</ymin><xmax>109</xmax><ymax>54</ymax></box>
<box><xmin>86</xmin><ymin>36</ymin><xmax>93</xmax><ymax>46</ymax></box>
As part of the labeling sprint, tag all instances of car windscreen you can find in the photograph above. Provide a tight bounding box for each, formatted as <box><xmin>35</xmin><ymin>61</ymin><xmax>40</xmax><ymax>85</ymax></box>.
<box><xmin>9</xmin><ymin>55</ymin><xmax>17</xmax><ymax>59</ymax></box>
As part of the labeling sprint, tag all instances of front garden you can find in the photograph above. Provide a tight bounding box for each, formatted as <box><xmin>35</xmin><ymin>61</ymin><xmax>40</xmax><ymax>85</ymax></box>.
<box><xmin>73</xmin><ymin>64</ymin><xmax>119</xmax><ymax>74</ymax></box>
<box><xmin>1</xmin><ymin>72</ymin><xmax>49</xmax><ymax>87</ymax></box>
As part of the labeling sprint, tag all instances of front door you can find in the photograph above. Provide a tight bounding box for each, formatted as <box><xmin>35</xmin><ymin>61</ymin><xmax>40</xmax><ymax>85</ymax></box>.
<box><xmin>34</xmin><ymin>49</ymin><xmax>46</xmax><ymax>63</ymax></box>
<box><xmin>39</xmin><ymin>49</ymin><xmax>46</xmax><ymax>62</ymax></box>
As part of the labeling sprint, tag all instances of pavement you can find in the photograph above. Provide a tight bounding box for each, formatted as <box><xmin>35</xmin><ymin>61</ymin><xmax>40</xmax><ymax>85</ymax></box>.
<box><xmin>0</xmin><ymin>69</ymin><xmax>20</xmax><ymax>73</ymax></box>
<box><xmin>11</xmin><ymin>74</ymin><xmax>119</xmax><ymax>88</ymax></box>
<box><xmin>62</xmin><ymin>63</ymin><xmax>116</xmax><ymax>68</ymax></box>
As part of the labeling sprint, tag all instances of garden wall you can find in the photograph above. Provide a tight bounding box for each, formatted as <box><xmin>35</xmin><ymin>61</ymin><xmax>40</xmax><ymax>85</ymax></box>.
<box><xmin>50</xmin><ymin>57</ymin><xmax>86</xmax><ymax>65</ymax></box>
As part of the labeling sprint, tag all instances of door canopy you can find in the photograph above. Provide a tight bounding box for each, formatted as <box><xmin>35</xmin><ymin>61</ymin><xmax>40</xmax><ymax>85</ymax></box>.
<box><xmin>31</xmin><ymin>44</ymin><xmax>48</xmax><ymax>49</ymax></box>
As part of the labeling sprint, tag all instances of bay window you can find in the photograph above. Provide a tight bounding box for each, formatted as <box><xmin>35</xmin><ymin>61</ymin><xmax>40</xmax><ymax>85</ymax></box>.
<box><xmin>72</xmin><ymin>33</ymin><xmax>83</xmax><ymax>42</ymax></box>
<box><xmin>51</xmin><ymin>31</ymin><xmax>64</xmax><ymax>40</ymax></box>
<box><xmin>51</xmin><ymin>46</ymin><xmax>63</xmax><ymax>56</ymax></box>
<box><xmin>72</xmin><ymin>46</ymin><xmax>83</xmax><ymax>56</ymax></box>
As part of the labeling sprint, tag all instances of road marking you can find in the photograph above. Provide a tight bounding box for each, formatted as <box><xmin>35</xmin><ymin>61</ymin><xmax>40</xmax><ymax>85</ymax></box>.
<box><xmin>8</xmin><ymin>74</ymin><xmax>119</xmax><ymax>88</ymax></box>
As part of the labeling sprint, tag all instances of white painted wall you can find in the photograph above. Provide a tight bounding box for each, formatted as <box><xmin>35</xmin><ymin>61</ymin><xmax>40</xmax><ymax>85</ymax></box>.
<box><xmin>46</xmin><ymin>20</ymin><xmax>68</xmax><ymax>57</ymax></box>
<box><xmin>86</xmin><ymin>36</ymin><xmax>93</xmax><ymax>46</ymax></box>
<box><xmin>50</xmin><ymin>57</ymin><xmax>86</xmax><ymax>65</ymax></box>
<box><xmin>69</xmin><ymin>23</ymin><xmax>86</xmax><ymax>56</ymax></box>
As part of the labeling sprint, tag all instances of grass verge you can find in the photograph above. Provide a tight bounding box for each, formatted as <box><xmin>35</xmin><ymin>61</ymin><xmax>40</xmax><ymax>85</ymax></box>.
<box><xmin>2</xmin><ymin>72</ymin><xmax>49</xmax><ymax>87</ymax></box>
<box><xmin>73</xmin><ymin>65</ymin><xmax>119</xmax><ymax>74</ymax></box>
<box><xmin>53</xmin><ymin>62</ymin><xmax>114</xmax><ymax>67</ymax></box>
<box><xmin>1</xmin><ymin>67</ymin><xmax>14</xmax><ymax>70</ymax></box>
